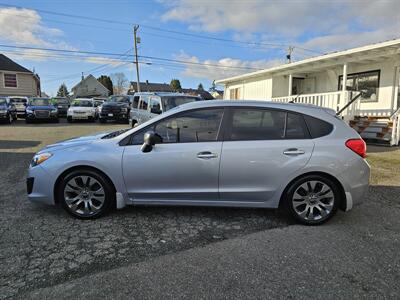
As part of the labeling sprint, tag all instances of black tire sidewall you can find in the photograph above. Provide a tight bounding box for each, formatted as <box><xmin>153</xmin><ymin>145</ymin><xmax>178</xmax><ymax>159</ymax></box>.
<box><xmin>58</xmin><ymin>169</ymin><xmax>114</xmax><ymax>219</ymax></box>
<box><xmin>284</xmin><ymin>175</ymin><xmax>340</xmax><ymax>225</ymax></box>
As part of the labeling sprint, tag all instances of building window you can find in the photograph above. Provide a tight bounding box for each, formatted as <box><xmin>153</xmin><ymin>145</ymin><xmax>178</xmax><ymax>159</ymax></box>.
<box><xmin>229</xmin><ymin>87</ymin><xmax>241</xmax><ymax>100</ymax></box>
<box><xmin>4</xmin><ymin>73</ymin><xmax>17</xmax><ymax>88</ymax></box>
<box><xmin>338</xmin><ymin>70</ymin><xmax>380</xmax><ymax>102</ymax></box>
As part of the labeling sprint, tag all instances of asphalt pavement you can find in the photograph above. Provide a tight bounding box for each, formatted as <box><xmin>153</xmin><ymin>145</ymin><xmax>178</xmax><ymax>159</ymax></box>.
<box><xmin>0</xmin><ymin>122</ymin><xmax>399</xmax><ymax>299</ymax></box>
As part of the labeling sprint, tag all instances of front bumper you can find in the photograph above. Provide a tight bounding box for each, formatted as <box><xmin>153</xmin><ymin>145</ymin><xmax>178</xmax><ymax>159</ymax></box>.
<box><xmin>68</xmin><ymin>113</ymin><xmax>94</xmax><ymax>120</ymax></box>
<box><xmin>100</xmin><ymin>112</ymin><xmax>128</xmax><ymax>120</ymax></box>
<box><xmin>27</xmin><ymin>165</ymin><xmax>56</xmax><ymax>205</ymax></box>
<box><xmin>26</xmin><ymin>112</ymin><xmax>58</xmax><ymax>121</ymax></box>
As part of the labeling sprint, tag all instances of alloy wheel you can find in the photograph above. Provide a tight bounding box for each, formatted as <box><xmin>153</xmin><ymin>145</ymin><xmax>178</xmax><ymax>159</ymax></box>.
<box><xmin>291</xmin><ymin>180</ymin><xmax>335</xmax><ymax>222</ymax></box>
<box><xmin>63</xmin><ymin>175</ymin><xmax>106</xmax><ymax>217</ymax></box>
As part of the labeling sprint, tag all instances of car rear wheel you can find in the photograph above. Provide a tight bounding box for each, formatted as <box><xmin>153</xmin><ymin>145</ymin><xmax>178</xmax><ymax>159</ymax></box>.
<box><xmin>284</xmin><ymin>175</ymin><xmax>340</xmax><ymax>225</ymax></box>
<box><xmin>58</xmin><ymin>169</ymin><xmax>115</xmax><ymax>219</ymax></box>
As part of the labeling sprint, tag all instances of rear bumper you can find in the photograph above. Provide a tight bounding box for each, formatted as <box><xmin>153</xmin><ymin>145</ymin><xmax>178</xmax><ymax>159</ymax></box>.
<box><xmin>340</xmin><ymin>159</ymin><xmax>370</xmax><ymax>211</ymax></box>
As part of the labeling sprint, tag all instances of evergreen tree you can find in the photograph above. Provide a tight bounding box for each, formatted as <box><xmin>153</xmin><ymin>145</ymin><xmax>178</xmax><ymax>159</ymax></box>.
<box><xmin>170</xmin><ymin>79</ymin><xmax>182</xmax><ymax>91</ymax></box>
<box><xmin>198</xmin><ymin>83</ymin><xmax>204</xmax><ymax>91</ymax></box>
<box><xmin>97</xmin><ymin>75</ymin><xmax>114</xmax><ymax>95</ymax></box>
<box><xmin>56</xmin><ymin>83</ymin><xmax>69</xmax><ymax>97</ymax></box>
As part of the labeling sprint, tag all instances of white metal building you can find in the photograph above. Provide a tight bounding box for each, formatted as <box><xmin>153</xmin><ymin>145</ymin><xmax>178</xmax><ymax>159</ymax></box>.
<box><xmin>216</xmin><ymin>39</ymin><xmax>400</xmax><ymax>145</ymax></box>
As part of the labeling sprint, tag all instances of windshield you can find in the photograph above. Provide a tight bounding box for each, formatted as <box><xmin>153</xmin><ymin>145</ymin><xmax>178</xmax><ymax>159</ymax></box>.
<box><xmin>30</xmin><ymin>98</ymin><xmax>50</xmax><ymax>106</ymax></box>
<box><xmin>0</xmin><ymin>98</ymin><xmax>7</xmax><ymax>106</ymax></box>
<box><xmin>10</xmin><ymin>98</ymin><xmax>27</xmax><ymax>104</ymax></box>
<box><xmin>71</xmin><ymin>100</ymin><xmax>93</xmax><ymax>107</ymax></box>
<box><xmin>161</xmin><ymin>96</ymin><xmax>200</xmax><ymax>111</ymax></box>
<box><xmin>108</xmin><ymin>95</ymin><xmax>130</xmax><ymax>103</ymax></box>
<box><xmin>53</xmin><ymin>98</ymin><xmax>69</xmax><ymax>104</ymax></box>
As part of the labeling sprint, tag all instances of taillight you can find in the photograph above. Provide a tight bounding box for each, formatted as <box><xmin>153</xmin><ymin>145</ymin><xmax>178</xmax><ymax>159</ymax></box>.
<box><xmin>345</xmin><ymin>139</ymin><xmax>367</xmax><ymax>158</ymax></box>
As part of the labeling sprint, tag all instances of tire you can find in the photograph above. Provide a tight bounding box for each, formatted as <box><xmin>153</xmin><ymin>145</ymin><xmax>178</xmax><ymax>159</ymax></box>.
<box><xmin>124</xmin><ymin>118</ymin><xmax>129</xmax><ymax>124</ymax></box>
<box><xmin>99</xmin><ymin>118</ymin><xmax>106</xmax><ymax>123</ymax></box>
<box><xmin>58</xmin><ymin>169</ymin><xmax>115</xmax><ymax>219</ymax></box>
<box><xmin>53</xmin><ymin>118</ymin><xmax>59</xmax><ymax>123</ymax></box>
<box><xmin>67</xmin><ymin>116</ymin><xmax>72</xmax><ymax>123</ymax></box>
<box><xmin>283</xmin><ymin>174</ymin><xmax>340</xmax><ymax>225</ymax></box>
<box><xmin>131</xmin><ymin>120</ymin><xmax>137</xmax><ymax>128</ymax></box>
<box><xmin>7</xmin><ymin>113</ymin><xmax>12</xmax><ymax>124</ymax></box>
<box><xmin>25</xmin><ymin>118</ymin><xmax>31</xmax><ymax>124</ymax></box>
<box><xmin>12</xmin><ymin>114</ymin><xmax>17</xmax><ymax>121</ymax></box>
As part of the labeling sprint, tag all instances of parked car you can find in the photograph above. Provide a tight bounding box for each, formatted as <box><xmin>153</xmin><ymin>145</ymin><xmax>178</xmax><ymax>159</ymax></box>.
<box><xmin>99</xmin><ymin>95</ymin><xmax>132</xmax><ymax>124</ymax></box>
<box><xmin>7</xmin><ymin>96</ymin><xmax>28</xmax><ymax>118</ymax></box>
<box><xmin>92</xmin><ymin>98</ymin><xmax>105</xmax><ymax>119</ymax></box>
<box><xmin>26</xmin><ymin>100</ymin><xmax>370</xmax><ymax>224</ymax></box>
<box><xmin>51</xmin><ymin>97</ymin><xmax>70</xmax><ymax>117</ymax></box>
<box><xmin>25</xmin><ymin>98</ymin><xmax>59</xmax><ymax>123</ymax></box>
<box><xmin>67</xmin><ymin>98</ymin><xmax>96</xmax><ymax>122</ymax></box>
<box><xmin>0</xmin><ymin>97</ymin><xmax>17</xmax><ymax>124</ymax></box>
<box><xmin>130</xmin><ymin>92</ymin><xmax>201</xmax><ymax>127</ymax></box>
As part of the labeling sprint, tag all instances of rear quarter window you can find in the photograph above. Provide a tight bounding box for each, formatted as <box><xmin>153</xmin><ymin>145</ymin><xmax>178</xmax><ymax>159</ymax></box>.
<box><xmin>304</xmin><ymin>115</ymin><xmax>333</xmax><ymax>138</ymax></box>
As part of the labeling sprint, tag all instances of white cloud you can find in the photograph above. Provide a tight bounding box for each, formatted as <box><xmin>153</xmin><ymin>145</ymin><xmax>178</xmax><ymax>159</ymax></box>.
<box><xmin>0</xmin><ymin>7</ymin><xmax>62</xmax><ymax>46</ymax></box>
<box><xmin>173</xmin><ymin>51</ymin><xmax>282</xmax><ymax>80</ymax></box>
<box><xmin>161</xmin><ymin>0</ymin><xmax>400</xmax><ymax>55</ymax></box>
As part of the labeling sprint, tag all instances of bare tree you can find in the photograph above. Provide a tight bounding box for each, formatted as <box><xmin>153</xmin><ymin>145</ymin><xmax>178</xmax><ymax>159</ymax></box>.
<box><xmin>110</xmin><ymin>72</ymin><xmax>128</xmax><ymax>94</ymax></box>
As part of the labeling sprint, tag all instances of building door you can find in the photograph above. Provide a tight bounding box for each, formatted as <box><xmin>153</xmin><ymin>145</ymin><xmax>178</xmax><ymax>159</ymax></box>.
<box><xmin>292</xmin><ymin>78</ymin><xmax>304</xmax><ymax>95</ymax></box>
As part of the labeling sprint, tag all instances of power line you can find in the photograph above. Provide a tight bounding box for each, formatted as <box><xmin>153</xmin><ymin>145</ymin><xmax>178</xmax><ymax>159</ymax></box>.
<box><xmin>0</xmin><ymin>3</ymin><xmax>323</xmax><ymax>54</ymax></box>
<box><xmin>0</xmin><ymin>44</ymin><xmax>263</xmax><ymax>70</ymax></box>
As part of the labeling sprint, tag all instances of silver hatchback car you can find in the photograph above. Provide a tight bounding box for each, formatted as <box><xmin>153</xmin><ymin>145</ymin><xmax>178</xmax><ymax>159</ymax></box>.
<box><xmin>27</xmin><ymin>101</ymin><xmax>370</xmax><ymax>225</ymax></box>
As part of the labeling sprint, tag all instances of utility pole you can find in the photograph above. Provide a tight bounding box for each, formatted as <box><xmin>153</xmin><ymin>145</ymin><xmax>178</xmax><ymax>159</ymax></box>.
<box><xmin>286</xmin><ymin>46</ymin><xmax>294</xmax><ymax>63</ymax></box>
<box><xmin>133</xmin><ymin>25</ymin><xmax>141</xmax><ymax>93</ymax></box>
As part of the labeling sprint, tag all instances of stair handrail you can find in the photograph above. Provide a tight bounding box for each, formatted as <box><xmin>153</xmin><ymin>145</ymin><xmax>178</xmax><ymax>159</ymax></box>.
<box><xmin>389</xmin><ymin>107</ymin><xmax>400</xmax><ymax>120</ymax></box>
<box><xmin>336</xmin><ymin>91</ymin><xmax>363</xmax><ymax>116</ymax></box>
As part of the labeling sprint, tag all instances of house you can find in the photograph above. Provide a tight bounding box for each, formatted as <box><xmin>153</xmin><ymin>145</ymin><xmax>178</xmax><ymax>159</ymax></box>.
<box><xmin>129</xmin><ymin>80</ymin><xmax>174</xmax><ymax>93</ymax></box>
<box><xmin>0</xmin><ymin>54</ymin><xmax>41</xmax><ymax>97</ymax></box>
<box><xmin>71</xmin><ymin>74</ymin><xmax>110</xmax><ymax>98</ymax></box>
<box><xmin>216</xmin><ymin>39</ymin><xmax>400</xmax><ymax>145</ymax></box>
<box><xmin>210</xmin><ymin>90</ymin><xmax>224</xmax><ymax>99</ymax></box>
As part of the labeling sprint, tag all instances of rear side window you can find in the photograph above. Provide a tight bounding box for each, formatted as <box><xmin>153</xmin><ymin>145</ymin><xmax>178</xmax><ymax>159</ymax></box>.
<box><xmin>132</xmin><ymin>96</ymin><xmax>139</xmax><ymax>108</ymax></box>
<box><xmin>229</xmin><ymin>108</ymin><xmax>286</xmax><ymax>141</ymax></box>
<box><xmin>286</xmin><ymin>113</ymin><xmax>309</xmax><ymax>139</ymax></box>
<box><xmin>304</xmin><ymin>115</ymin><xmax>333</xmax><ymax>138</ymax></box>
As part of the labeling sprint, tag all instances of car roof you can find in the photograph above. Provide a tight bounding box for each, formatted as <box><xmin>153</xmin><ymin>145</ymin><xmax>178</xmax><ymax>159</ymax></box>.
<box><xmin>134</xmin><ymin>92</ymin><xmax>192</xmax><ymax>97</ymax></box>
<box><xmin>164</xmin><ymin>100</ymin><xmax>337</xmax><ymax>120</ymax></box>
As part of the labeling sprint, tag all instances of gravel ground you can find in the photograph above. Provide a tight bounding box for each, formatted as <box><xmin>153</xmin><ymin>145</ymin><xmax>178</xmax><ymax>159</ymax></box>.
<box><xmin>0</xmin><ymin>150</ymin><xmax>288</xmax><ymax>299</ymax></box>
<box><xmin>0</xmin><ymin>120</ymin><xmax>399</xmax><ymax>299</ymax></box>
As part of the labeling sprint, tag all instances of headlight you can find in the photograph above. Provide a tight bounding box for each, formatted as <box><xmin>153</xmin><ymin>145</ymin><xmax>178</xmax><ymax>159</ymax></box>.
<box><xmin>26</xmin><ymin>109</ymin><xmax>33</xmax><ymax>114</ymax></box>
<box><xmin>31</xmin><ymin>152</ymin><xmax>52</xmax><ymax>167</ymax></box>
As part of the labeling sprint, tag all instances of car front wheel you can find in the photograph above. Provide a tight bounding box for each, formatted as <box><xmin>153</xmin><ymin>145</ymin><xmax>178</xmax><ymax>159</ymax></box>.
<box><xmin>58</xmin><ymin>169</ymin><xmax>115</xmax><ymax>219</ymax></box>
<box><xmin>284</xmin><ymin>175</ymin><xmax>340</xmax><ymax>225</ymax></box>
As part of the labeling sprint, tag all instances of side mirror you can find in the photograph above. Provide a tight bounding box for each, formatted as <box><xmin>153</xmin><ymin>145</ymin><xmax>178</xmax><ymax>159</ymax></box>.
<box><xmin>141</xmin><ymin>131</ymin><xmax>162</xmax><ymax>153</ymax></box>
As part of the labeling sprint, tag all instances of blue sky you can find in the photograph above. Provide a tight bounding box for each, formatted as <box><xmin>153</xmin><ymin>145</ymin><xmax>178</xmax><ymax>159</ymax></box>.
<box><xmin>0</xmin><ymin>0</ymin><xmax>399</xmax><ymax>95</ymax></box>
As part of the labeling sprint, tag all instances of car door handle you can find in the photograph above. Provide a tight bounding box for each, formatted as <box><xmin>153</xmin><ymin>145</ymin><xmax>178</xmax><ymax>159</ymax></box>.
<box><xmin>197</xmin><ymin>151</ymin><xmax>218</xmax><ymax>159</ymax></box>
<box><xmin>283</xmin><ymin>148</ymin><xmax>305</xmax><ymax>156</ymax></box>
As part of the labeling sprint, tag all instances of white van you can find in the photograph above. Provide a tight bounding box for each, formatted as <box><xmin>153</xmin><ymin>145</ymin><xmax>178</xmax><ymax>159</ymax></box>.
<box><xmin>130</xmin><ymin>92</ymin><xmax>201</xmax><ymax>127</ymax></box>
